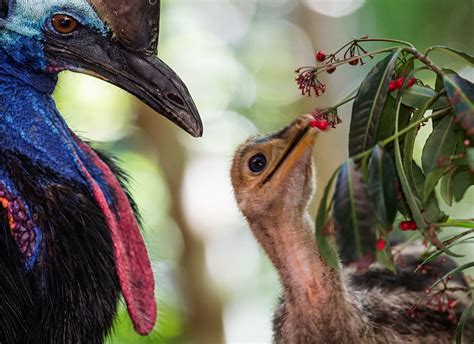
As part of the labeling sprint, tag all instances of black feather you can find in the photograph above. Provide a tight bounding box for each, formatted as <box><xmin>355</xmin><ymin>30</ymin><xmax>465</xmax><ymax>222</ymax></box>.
<box><xmin>0</xmin><ymin>149</ymin><xmax>138</xmax><ymax>343</ymax></box>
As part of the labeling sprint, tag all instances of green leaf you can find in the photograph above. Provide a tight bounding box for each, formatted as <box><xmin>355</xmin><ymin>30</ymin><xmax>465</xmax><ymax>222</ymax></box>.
<box><xmin>421</xmin><ymin>115</ymin><xmax>458</xmax><ymax>174</ymax></box>
<box><xmin>467</xmin><ymin>147</ymin><xmax>474</xmax><ymax>169</ymax></box>
<box><xmin>423</xmin><ymin>168</ymin><xmax>446</xmax><ymax>204</ymax></box>
<box><xmin>397</xmin><ymin>85</ymin><xmax>449</xmax><ymax>109</ymax></box>
<box><xmin>396</xmin><ymin>55</ymin><xmax>414</xmax><ymax>78</ymax></box>
<box><xmin>428</xmin><ymin>46</ymin><xmax>474</xmax><ymax>66</ymax></box>
<box><xmin>411</xmin><ymin>163</ymin><xmax>425</xmax><ymax>203</ymax></box>
<box><xmin>440</xmin><ymin>171</ymin><xmax>454</xmax><ymax>206</ymax></box>
<box><xmin>368</xmin><ymin>146</ymin><xmax>397</xmax><ymax>228</ymax></box>
<box><xmin>444</xmin><ymin>74</ymin><xmax>474</xmax><ymax>138</ymax></box>
<box><xmin>435</xmin><ymin>69</ymin><xmax>457</xmax><ymax>93</ymax></box>
<box><xmin>315</xmin><ymin>170</ymin><xmax>340</xmax><ymax>270</ymax></box>
<box><xmin>333</xmin><ymin>161</ymin><xmax>376</xmax><ymax>264</ymax></box>
<box><xmin>393</xmin><ymin>96</ymin><xmax>427</xmax><ymax>229</ymax></box>
<box><xmin>376</xmin><ymin>96</ymin><xmax>396</xmax><ymax>142</ymax></box>
<box><xmin>452</xmin><ymin>170</ymin><xmax>474</xmax><ymax>202</ymax></box>
<box><xmin>432</xmin><ymin>262</ymin><xmax>474</xmax><ymax>289</ymax></box>
<box><xmin>412</xmin><ymin>163</ymin><xmax>447</xmax><ymax>223</ymax></box>
<box><xmin>403</xmin><ymin>109</ymin><xmax>427</xmax><ymax>194</ymax></box>
<box><xmin>349</xmin><ymin>49</ymin><xmax>402</xmax><ymax>156</ymax></box>
<box><xmin>376</xmin><ymin>245</ymin><xmax>395</xmax><ymax>272</ymax></box>
<box><xmin>394</xmin><ymin>85</ymin><xmax>456</xmax><ymax>256</ymax></box>
<box><xmin>456</xmin><ymin>303</ymin><xmax>473</xmax><ymax>344</ymax></box>
<box><xmin>415</xmin><ymin>237</ymin><xmax>474</xmax><ymax>273</ymax></box>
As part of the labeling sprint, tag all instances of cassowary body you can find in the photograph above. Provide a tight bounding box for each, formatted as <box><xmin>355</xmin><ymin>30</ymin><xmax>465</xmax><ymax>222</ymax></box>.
<box><xmin>231</xmin><ymin>116</ymin><xmax>472</xmax><ymax>343</ymax></box>
<box><xmin>0</xmin><ymin>0</ymin><xmax>202</xmax><ymax>342</ymax></box>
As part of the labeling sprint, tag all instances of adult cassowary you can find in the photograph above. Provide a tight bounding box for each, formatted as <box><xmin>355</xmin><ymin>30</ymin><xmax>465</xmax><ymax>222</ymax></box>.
<box><xmin>0</xmin><ymin>0</ymin><xmax>202</xmax><ymax>342</ymax></box>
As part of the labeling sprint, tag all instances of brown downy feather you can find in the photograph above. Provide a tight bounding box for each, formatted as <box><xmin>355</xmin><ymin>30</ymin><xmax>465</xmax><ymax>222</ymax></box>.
<box><xmin>231</xmin><ymin>115</ymin><xmax>473</xmax><ymax>344</ymax></box>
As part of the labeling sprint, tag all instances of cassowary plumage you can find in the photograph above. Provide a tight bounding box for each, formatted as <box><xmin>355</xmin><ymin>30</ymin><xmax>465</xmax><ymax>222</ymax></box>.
<box><xmin>0</xmin><ymin>0</ymin><xmax>202</xmax><ymax>342</ymax></box>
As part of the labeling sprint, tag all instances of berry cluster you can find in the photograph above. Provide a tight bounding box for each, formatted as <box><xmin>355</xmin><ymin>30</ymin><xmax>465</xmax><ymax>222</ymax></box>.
<box><xmin>295</xmin><ymin>67</ymin><xmax>326</xmax><ymax>97</ymax></box>
<box><xmin>309</xmin><ymin>118</ymin><xmax>329</xmax><ymax>131</ymax></box>
<box><xmin>314</xmin><ymin>38</ymin><xmax>373</xmax><ymax>75</ymax></box>
<box><xmin>388</xmin><ymin>77</ymin><xmax>416</xmax><ymax>92</ymax></box>
<box><xmin>310</xmin><ymin>110</ymin><xmax>342</xmax><ymax>129</ymax></box>
<box><xmin>295</xmin><ymin>37</ymin><xmax>373</xmax><ymax>98</ymax></box>
<box><xmin>399</xmin><ymin>220</ymin><xmax>417</xmax><ymax>231</ymax></box>
<box><xmin>407</xmin><ymin>271</ymin><xmax>460</xmax><ymax>325</ymax></box>
<box><xmin>0</xmin><ymin>182</ymin><xmax>38</xmax><ymax>263</ymax></box>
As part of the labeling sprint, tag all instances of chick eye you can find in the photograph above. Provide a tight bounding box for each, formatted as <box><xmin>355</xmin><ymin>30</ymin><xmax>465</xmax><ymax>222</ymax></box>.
<box><xmin>248</xmin><ymin>154</ymin><xmax>267</xmax><ymax>173</ymax></box>
<box><xmin>51</xmin><ymin>14</ymin><xmax>79</xmax><ymax>34</ymax></box>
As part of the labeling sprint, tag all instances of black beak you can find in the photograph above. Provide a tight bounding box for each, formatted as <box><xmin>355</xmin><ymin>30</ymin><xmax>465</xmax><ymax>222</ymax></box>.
<box><xmin>44</xmin><ymin>29</ymin><xmax>203</xmax><ymax>137</ymax></box>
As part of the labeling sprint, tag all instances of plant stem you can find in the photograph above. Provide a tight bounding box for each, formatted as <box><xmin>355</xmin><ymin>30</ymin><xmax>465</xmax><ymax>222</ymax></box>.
<box><xmin>381</xmin><ymin>107</ymin><xmax>451</xmax><ymax>145</ymax></box>
<box><xmin>436</xmin><ymin>222</ymin><xmax>474</xmax><ymax>229</ymax></box>
<box><xmin>442</xmin><ymin>229</ymin><xmax>474</xmax><ymax>246</ymax></box>
<box><xmin>328</xmin><ymin>38</ymin><xmax>413</xmax><ymax>60</ymax></box>
<box><xmin>356</xmin><ymin>38</ymin><xmax>415</xmax><ymax>48</ymax></box>
<box><xmin>328</xmin><ymin>95</ymin><xmax>357</xmax><ymax>111</ymax></box>
<box><xmin>315</xmin><ymin>47</ymin><xmax>402</xmax><ymax>74</ymax></box>
<box><xmin>392</xmin><ymin>97</ymin><xmax>428</xmax><ymax>230</ymax></box>
<box><xmin>350</xmin><ymin>107</ymin><xmax>452</xmax><ymax>162</ymax></box>
<box><xmin>404</xmin><ymin>47</ymin><xmax>444</xmax><ymax>76</ymax></box>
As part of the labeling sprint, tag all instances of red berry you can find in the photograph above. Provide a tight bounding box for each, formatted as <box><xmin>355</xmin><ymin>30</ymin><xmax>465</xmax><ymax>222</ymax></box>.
<box><xmin>327</xmin><ymin>65</ymin><xmax>336</xmax><ymax>74</ymax></box>
<box><xmin>395</xmin><ymin>77</ymin><xmax>405</xmax><ymax>89</ymax></box>
<box><xmin>408</xmin><ymin>221</ymin><xmax>417</xmax><ymax>230</ymax></box>
<box><xmin>464</xmin><ymin>139</ymin><xmax>471</xmax><ymax>147</ymax></box>
<box><xmin>407</xmin><ymin>77</ymin><xmax>416</xmax><ymax>88</ymax></box>
<box><xmin>388</xmin><ymin>81</ymin><xmax>398</xmax><ymax>92</ymax></box>
<box><xmin>316</xmin><ymin>50</ymin><xmax>327</xmax><ymax>62</ymax></box>
<box><xmin>309</xmin><ymin>119</ymin><xmax>329</xmax><ymax>131</ymax></box>
<box><xmin>349</xmin><ymin>58</ymin><xmax>359</xmax><ymax>66</ymax></box>
<box><xmin>376</xmin><ymin>239</ymin><xmax>386</xmax><ymax>251</ymax></box>
<box><xmin>400</xmin><ymin>221</ymin><xmax>410</xmax><ymax>231</ymax></box>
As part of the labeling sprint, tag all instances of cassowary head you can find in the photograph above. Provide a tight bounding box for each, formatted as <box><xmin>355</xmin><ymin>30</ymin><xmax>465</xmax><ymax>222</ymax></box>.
<box><xmin>0</xmin><ymin>0</ymin><xmax>203</xmax><ymax>338</ymax></box>
<box><xmin>0</xmin><ymin>0</ymin><xmax>202</xmax><ymax>137</ymax></box>
<box><xmin>231</xmin><ymin>115</ymin><xmax>319</xmax><ymax>222</ymax></box>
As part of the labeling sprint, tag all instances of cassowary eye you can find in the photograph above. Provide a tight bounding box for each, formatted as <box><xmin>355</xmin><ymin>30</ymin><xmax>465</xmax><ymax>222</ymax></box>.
<box><xmin>248</xmin><ymin>154</ymin><xmax>267</xmax><ymax>173</ymax></box>
<box><xmin>51</xmin><ymin>14</ymin><xmax>79</xmax><ymax>34</ymax></box>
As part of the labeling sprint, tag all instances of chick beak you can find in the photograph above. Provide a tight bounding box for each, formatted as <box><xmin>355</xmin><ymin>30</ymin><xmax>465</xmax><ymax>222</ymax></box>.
<box><xmin>263</xmin><ymin>115</ymin><xmax>318</xmax><ymax>184</ymax></box>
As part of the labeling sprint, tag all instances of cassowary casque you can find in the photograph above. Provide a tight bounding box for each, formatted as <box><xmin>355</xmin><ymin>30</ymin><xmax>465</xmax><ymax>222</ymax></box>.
<box><xmin>0</xmin><ymin>0</ymin><xmax>202</xmax><ymax>342</ymax></box>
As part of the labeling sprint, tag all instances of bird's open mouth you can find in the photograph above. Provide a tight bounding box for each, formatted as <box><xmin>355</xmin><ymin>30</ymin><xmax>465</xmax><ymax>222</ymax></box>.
<box><xmin>263</xmin><ymin>116</ymin><xmax>318</xmax><ymax>184</ymax></box>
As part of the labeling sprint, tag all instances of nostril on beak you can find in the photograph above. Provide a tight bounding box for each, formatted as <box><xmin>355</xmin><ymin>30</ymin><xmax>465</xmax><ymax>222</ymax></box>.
<box><xmin>166</xmin><ymin>93</ymin><xmax>185</xmax><ymax>107</ymax></box>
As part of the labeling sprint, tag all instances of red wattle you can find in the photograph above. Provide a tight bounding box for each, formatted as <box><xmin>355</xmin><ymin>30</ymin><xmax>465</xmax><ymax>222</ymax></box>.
<box><xmin>74</xmin><ymin>139</ymin><xmax>156</xmax><ymax>335</ymax></box>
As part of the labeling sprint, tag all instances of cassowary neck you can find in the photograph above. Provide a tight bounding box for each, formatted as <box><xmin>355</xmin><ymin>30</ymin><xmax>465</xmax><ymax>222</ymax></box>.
<box><xmin>0</xmin><ymin>41</ymin><xmax>57</xmax><ymax>94</ymax></box>
<box><xmin>250</xmin><ymin>213</ymin><xmax>345</xmax><ymax>307</ymax></box>
<box><xmin>0</xmin><ymin>48</ymin><xmax>88</xmax><ymax>182</ymax></box>
<box><xmin>251</xmin><ymin>212</ymin><xmax>373</xmax><ymax>340</ymax></box>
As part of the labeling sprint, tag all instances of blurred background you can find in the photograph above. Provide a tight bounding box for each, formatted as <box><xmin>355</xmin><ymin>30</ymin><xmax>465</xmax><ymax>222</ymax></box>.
<box><xmin>53</xmin><ymin>0</ymin><xmax>473</xmax><ymax>343</ymax></box>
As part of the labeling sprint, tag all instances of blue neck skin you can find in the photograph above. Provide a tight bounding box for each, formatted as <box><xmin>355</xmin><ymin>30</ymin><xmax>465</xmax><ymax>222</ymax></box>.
<box><xmin>0</xmin><ymin>39</ymin><xmax>88</xmax><ymax>182</ymax></box>
<box><xmin>0</xmin><ymin>37</ymin><xmax>115</xmax><ymax>210</ymax></box>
